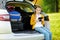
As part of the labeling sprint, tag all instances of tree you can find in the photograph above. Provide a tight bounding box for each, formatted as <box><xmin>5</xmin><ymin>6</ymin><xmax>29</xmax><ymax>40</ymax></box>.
<box><xmin>55</xmin><ymin>0</ymin><xmax>59</xmax><ymax>12</ymax></box>
<box><xmin>32</xmin><ymin>0</ymin><xmax>60</xmax><ymax>13</ymax></box>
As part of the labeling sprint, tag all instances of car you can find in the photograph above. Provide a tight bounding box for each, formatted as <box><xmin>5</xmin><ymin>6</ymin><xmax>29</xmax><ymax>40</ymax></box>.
<box><xmin>0</xmin><ymin>0</ymin><xmax>50</xmax><ymax>40</ymax></box>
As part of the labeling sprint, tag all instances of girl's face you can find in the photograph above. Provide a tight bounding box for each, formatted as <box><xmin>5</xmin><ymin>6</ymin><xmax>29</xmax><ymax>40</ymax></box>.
<box><xmin>35</xmin><ymin>7</ymin><xmax>41</xmax><ymax>14</ymax></box>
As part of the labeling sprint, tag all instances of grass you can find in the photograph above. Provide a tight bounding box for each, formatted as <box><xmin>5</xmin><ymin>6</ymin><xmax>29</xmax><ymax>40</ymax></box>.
<box><xmin>47</xmin><ymin>13</ymin><xmax>60</xmax><ymax>40</ymax></box>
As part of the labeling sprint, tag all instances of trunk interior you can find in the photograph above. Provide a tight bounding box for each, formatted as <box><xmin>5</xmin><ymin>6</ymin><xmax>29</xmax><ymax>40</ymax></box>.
<box><xmin>6</xmin><ymin>1</ymin><xmax>35</xmax><ymax>33</ymax></box>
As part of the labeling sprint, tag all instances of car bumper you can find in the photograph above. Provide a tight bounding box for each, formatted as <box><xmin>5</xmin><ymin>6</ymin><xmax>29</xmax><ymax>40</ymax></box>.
<box><xmin>0</xmin><ymin>33</ymin><xmax>44</xmax><ymax>40</ymax></box>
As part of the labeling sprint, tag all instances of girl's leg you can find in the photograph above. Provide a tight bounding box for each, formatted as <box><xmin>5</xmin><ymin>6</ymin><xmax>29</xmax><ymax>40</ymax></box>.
<box><xmin>43</xmin><ymin>27</ymin><xmax>50</xmax><ymax>32</ymax></box>
<box><xmin>43</xmin><ymin>27</ymin><xmax>52</xmax><ymax>40</ymax></box>
<box><xmin>35</xmin><ymin>27</ymin><xmax>50</xmax><ymax>40</ymax></box>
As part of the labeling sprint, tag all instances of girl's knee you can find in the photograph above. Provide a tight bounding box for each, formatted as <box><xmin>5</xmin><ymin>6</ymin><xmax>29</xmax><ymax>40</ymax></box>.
<box><xmin>48</xmin><ymin>31</ymin><xmax>52</xmax><ymax>34</ymax></box>
<box><xmin>43</xmin><ymin>31</ymin><xmax>49</xmax><ymax>35</ymax></box>
<box><xmin>49</xmin><ymin>32</ymin><xmax>52</xmax><ymax>35</ymax></box>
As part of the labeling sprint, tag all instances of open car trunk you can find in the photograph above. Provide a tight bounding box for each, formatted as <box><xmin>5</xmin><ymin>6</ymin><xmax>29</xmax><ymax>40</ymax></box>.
<box><xmin>6</xmin><ymin>1</ymin><xmax>50</xmax><ymax>33</ymax></box>
<box><xmin>6</xmin><ymin>1</ymin><xmax>35</xmax><ymax>33</ymax></box>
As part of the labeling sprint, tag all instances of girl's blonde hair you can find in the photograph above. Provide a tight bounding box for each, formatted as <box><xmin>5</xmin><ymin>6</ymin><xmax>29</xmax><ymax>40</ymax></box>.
<box><xmin>34</xmin><ymin>5</ymin><xmax>41</xmax><ymax>9</ymax></box>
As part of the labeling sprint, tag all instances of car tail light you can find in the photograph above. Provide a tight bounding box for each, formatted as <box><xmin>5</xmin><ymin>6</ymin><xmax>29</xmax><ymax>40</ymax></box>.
<box><xmin>0</xmin><ymin>14</ymin><xmax>10</xmax><ymax>21</ymax></box>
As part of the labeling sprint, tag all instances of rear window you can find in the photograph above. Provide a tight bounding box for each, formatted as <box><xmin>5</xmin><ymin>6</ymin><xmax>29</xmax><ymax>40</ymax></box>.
<box><xmin>6</xmin><ymin>2</ymin><xmax>34</xmax><ymax>12</ymax></box>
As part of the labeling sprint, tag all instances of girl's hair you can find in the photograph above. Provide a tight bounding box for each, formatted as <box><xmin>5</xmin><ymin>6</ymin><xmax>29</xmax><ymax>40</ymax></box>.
<box><xmin>34</xmin><ymin>5</ymin><xmax>41</xmax><ymax>9</ymax></box>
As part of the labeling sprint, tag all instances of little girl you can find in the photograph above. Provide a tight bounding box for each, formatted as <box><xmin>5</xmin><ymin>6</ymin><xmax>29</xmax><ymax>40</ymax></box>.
<box><xmin>30</xmin><ymin>5</ymin><xmax>52</xmax><ymax>40</ymax></box>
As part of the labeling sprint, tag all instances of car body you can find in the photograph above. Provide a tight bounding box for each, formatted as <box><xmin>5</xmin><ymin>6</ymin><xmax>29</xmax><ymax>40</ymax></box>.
<box><xmin>0</xmin><ymin>9</ymin><xmax>44</xmax><ymax>40</ymax></box>
<box><xmin>0</xmin><ymin>0</ymin><xmax>50</xmax><ymax>40</ymax></box>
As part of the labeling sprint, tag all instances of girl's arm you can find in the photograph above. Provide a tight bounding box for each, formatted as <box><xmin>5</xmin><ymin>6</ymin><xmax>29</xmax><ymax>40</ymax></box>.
<box><xmin>30</xmin><ymin>14</ymin><xmax>36</xmax><ymax>26</ymax></box>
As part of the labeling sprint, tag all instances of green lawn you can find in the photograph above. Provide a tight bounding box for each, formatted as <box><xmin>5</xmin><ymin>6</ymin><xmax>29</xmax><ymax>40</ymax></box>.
<box><xmin>47</xmin><ymin>13</ymin><xmax>60</xmax><ymax>40</ymax></box>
